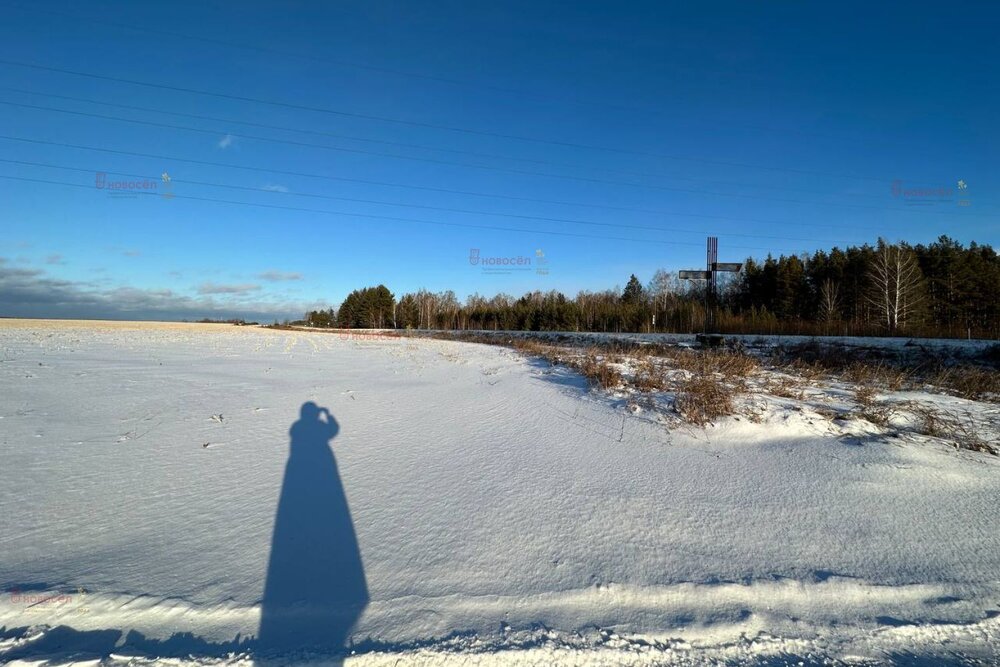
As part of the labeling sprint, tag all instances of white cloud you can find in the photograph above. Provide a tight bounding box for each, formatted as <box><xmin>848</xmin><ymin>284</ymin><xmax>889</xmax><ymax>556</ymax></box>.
<box><xmin>217</xmin><ymin>134</ymin><xmax>235</xmax><ymax>149</ymax></box>
<box><xmin>257</xmin><ymin>270</ymin><xmax>303</xmax><ymax>282</ymax></box>
<box><xmin>197</xmin><ymin>282</ymin><xmax>261</xmax><ymax>295</ymax></box>
<box><xmin>262</xmin><ymin>183</ymin><xmax>289</xmax><ymax>193</ymax></box>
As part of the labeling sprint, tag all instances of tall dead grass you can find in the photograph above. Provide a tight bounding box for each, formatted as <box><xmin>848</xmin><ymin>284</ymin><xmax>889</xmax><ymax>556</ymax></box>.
<box><xmin>776</xmin><ymin>340</ymin><xmax>999</xmax><ymax>403</ymax></box>
<box><xmin>674</xmin><ymin>376</ymin><xmax>736</xmax><ymax>425</ymax></box>
<box><xmin>578</xmin><ymin>353</ymin><xmax>623</xmax><ymax>390</ymax></box>
<box><xmin>909</xmin><ymin>404</ymin><xmax>998</xmax><ymax>455</ymax></box>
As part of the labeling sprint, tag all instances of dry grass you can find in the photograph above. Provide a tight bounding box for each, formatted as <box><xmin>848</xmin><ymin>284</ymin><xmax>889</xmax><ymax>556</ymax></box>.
<box><xmin>578</xmin><ymin>354</ymin><xmax>623</xmax><ymax>390</ymax></box>
<box><xmin>861</xmin><ymin>403</ymin><xmax>896</xmax><ymax>427</ymax></box>
<box><xmin>575</xmin><ymin>349</ymin><xmax>753</xmax><ymax>425</ymax></box>
<box><xmin>949</xmin><ymin>415</ymin><xmax>999</xmax><ymax>455</ymax></box>
<box><xmin>774</xmin><ymin>339</ymin><xmax>1000</xmax><ymax>403</ymax></box>
<box><xmin>633</xmin><ymin>360</ymin><xmax>668</xmax><ymax>392</ymax></box>
<box><xmin>738</xmin><ymin>397</ymin><xmax>768</xmax><ymax>423</ymax></box>
<box><xmin>765</xmin><ymin>375</ymin><xmax>805</xmax><ymax>400</ymax></box>
<box><xmin>813</xmin><ymin>406</ymin><xmax>843</xmax><ymax>421</ymax></box>
<box><xmin>787</xmin><ymin>358</ymin><xmax>826</xmax><ymax>382</ymax></box>
<box><xmin>927</xmin><ymin>366</ymin><xmax>1000</xmax><ymax>402</ymax></box>
<box><xmin>440</xmin><ymin>332</ymin><xmax>999</xmax><ymax>433</ymax></box>
<box><xmin>510</xmin><ymin>338</ymin><xmax>550</xmax><ymax>356</ymax></box>
<box><xmin>854</xmin><ymin>385</ymin><xmax>877</xmax><ymax>406</ymax></box>
<box><xmin>909</xmin><ymin>404</ymin><xmax>998</xmax><ymax>455</ymax></box>
<box><xmin>667</xmin><ymin>349</ymin><xmax>759</xmax><ymax>379</ymax></box>
<box><xmin>912</xmin><ymin>404</ymin><xmax>945</xmax><ymax>438</ymax></box>
<box><xmin>501</xmin><ymin>338</ymin><xmax>625</xmax><ymax>390</ymax></box>
<box><xmin>843</xmin><ymin>362</ymin><xmax>909</xmax><ymax>391</ymax></box>
<box><xmin>508</xmin><ymin>338</ymin><xmax>572</xmax><ymax>367</ymax></box>
<box><xmin>674</xmin><ymin>376</ymin><xmax>736</xmax><ymax>425</ymax></box>
<box><xmin>853</xmin><ymin>385</ymin><xmax>896</xmax><ymax>426</ymax></box>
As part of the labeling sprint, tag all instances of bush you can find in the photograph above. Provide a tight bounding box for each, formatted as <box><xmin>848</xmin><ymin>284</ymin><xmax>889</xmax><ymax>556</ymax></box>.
<box><xmin>633</xmin><ymin>360</ymin><xmax>667</xmax><ymax>391</ymax></box>
<box><xmin>578</xmin><ymin>354</ymin><xmax>623</xmax><ymax>390</ymax></box>
<box><xmin>674</xmin><ymin>376</ymin><xmax>735</xmax><ymax>425</ymax></box>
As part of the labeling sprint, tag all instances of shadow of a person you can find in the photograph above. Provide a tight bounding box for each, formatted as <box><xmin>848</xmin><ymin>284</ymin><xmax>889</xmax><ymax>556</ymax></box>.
<box><xmin>257</xmin><ymin>402</ymin><xmax>368</xmax><ymax>660</ymax></box>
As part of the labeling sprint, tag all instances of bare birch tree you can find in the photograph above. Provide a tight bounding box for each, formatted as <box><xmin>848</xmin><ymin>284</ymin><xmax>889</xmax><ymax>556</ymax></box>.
<box><xmin>867</xmin><ymin>240</ymin><xmax>925</xmax><ymax>332</ymax></box>
<box><xmin>818</xmin><ymin>278</ymin><xmax>841</xmax><ymax>322</ymax></box>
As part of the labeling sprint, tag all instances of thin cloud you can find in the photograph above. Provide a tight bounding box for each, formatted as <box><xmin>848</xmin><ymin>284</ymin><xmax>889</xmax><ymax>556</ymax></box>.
<box><xmin>257</xmin><ymin>270</ymin><xmax>303</xmax><ymax>282</ymax></box>
<box><xmin>123</xmin><ymin>249</ymin><xmax>142</xmax><ymax>257</ymax></box>
<box><xmin>262</xmin><ymin>183</ymin><xmax>290</xmax><ymax>193</ymax></box>
<box><xmin>217</xmin><ymin>134</ymin><xmax>235</xmax><ymax>149</ymax></box>
<box><xmin>45</xmin><ymin>254</ymin><xmax>66</xmax><ymax>265</ymax></box>
<box><xmin>0</xmin><ymin>265</ymin><xmax>307</xmax><ymax>322</ymax></box>
<box><xmin>197</xmin><ymin>282</ymin><xmax>261</xmax><ymax>295</ymax></box>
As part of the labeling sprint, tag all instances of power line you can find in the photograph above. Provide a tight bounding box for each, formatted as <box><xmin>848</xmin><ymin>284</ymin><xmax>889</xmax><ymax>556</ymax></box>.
<box><xmin>0</xmin><ymin>173</ymin><xmax>807</xmax><ymax>252</ymax></box>
<box><xmin>1</xmin><ymin>157</ymin><xmax>845</xmax><ymax>244</ymax></box>
<box><xmin>0</xmin><ymin>87</ymin><xmax>568</xmax><ymax>169</ymax></box>
<box><xmin>0</xmin><ymin>100</ymin><xmax>971</xmax><ymax>216</ymax></box>
<box><xmin>0</xmin><ymin>1</ymin><xmax>952</xmax><ymax>159</ymax></box>
<box><xmin>0</xmin><ymin>135</ymin><xmax>955</xmax><ymax>234</ymax></box>
<box><xmin>0</xmin><ymin>58</ymin><xmax>910</xmax><ymax>184</ymax></box>
<box><xmin>0</xmin><ymin>87</ymin><xmax>900</xmax><ymax>202</ymax></box>
<box><xmin>2</xmin><ymin>3</ymin><xmax>551</xmax><ymax>101</ymax></box>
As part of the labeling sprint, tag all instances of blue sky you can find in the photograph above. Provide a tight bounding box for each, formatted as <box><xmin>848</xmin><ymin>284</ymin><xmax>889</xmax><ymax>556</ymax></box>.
<box><xmin>1</xmin><ymin>1</ymin><xmax>996</xmax><ymax>321</ymax></box>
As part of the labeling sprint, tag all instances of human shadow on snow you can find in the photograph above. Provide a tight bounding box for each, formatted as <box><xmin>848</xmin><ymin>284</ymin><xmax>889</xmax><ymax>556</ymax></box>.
<box><xmin>1</xmin><ymin>402</ymin><xmax>368</xmax><ymax>665</ymax></box>
<box><xmin>257</xmin><ymin>401</ymin><xmax>369</xmax><ymax>661</ymax></box>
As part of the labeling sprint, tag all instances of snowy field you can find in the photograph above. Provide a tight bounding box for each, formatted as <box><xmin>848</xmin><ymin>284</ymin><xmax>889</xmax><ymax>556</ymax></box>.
<box><xmin>1</xmin><ymin>320</ymin><xmax>999</xmax><ymax>666</ymax></box>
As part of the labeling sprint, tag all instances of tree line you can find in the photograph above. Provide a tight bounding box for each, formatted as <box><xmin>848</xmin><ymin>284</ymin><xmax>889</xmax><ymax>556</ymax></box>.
<box><xmin>300</xmin><ymin>237</ymin><xmax>999</xmax><ymax>339</ymax></box>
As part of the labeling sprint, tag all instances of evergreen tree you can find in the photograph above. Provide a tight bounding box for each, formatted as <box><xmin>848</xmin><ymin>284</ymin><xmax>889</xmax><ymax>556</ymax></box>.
<box><xmin>622</xmin><ymin>274</ymin><xmax>644</xmax><ymax>305</ymax></box>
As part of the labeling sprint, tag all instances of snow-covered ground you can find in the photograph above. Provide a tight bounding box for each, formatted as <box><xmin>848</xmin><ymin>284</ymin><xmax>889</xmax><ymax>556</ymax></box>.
<box><xmin>1</xmin><ymin>320</ymin><xmax>999</xmax><ymax>666</ymax></box>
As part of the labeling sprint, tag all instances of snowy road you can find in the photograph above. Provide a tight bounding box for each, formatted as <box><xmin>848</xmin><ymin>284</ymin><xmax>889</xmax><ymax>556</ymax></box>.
<box><xmin>1</xmin><ymin>321</ymin><xmax>998</xmax><ymax>665</ymax></box>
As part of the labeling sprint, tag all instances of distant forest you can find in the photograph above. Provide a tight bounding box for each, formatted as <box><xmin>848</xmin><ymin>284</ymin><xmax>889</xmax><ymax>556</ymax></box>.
<box><xmin>300</xmin><ymin>237</ymin><xmax>1000</xmax><ymax>340</ymax></box>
